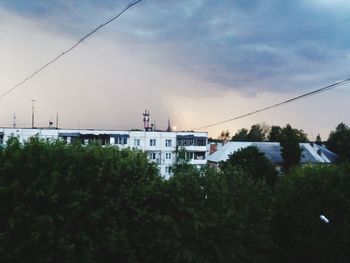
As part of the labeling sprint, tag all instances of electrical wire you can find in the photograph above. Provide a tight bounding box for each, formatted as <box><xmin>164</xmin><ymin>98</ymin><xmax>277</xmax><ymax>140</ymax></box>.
<box><xmin>194</xmin><ymin>77</ymin><xmax>350</xmax><ymax>130</ymax></box>
<box><xmin>0</xmin><ymin>0</ymin><xmax>143</xmax><ymax>101</ymax></box>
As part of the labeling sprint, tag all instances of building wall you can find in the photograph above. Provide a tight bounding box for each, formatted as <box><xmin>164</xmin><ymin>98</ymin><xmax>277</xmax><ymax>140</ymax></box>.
<box><xmin>0</xmin><ymin>128</ymin><xmax>208</xmax><ymax>178</ymax></box>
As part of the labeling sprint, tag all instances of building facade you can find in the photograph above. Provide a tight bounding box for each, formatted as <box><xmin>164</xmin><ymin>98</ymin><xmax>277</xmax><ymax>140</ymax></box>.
<box><xmin>0</xmin><ymin>128</ymin><xmax>208</xmax><ymax>178</ymax></box>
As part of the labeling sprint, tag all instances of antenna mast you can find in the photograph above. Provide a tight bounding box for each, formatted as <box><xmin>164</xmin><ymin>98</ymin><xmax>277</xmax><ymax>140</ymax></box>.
<box><xmin>56</xmin><ymin>113</ymin><xmax>59</xmax><ymax>129</ymax></box>
<box><xmin>13</xmin><ymin>113</ymin><xmax>16</xmax><ymax>128</ymax></box>
<box><xmin>31</xmin><ymin>99</ymin><xmax>36</xmax><ymax>128</ymax></box>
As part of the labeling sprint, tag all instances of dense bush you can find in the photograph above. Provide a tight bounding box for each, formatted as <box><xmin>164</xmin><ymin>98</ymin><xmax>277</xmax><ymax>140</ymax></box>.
<box><xmin>273</xmin><ymin>164</ymin><xmax>350</xmax><ymax>263</ymax></box>
<box><xmin>0</xmin><ymin>138</ymin><xmax>159</xmax><ymax>262</ymax></box>
<box><xmin>1</xmin><ymin>138</ymin><xmax>350</xmax><ymax>262</ymax></box>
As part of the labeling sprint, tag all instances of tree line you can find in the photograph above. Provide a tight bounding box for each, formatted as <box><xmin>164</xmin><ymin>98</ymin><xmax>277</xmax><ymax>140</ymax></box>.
<box><xmin>215</xmin><ymin>122</ymin><xmax>350</xmax><ymax>162</ymax></box>
<box><xmin>1</xmin><ymin>135</ymin><xmax>350</xmax><ymax>262</ymax></box>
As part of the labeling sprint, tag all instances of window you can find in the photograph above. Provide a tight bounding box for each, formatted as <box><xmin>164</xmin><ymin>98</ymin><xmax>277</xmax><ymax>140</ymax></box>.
<box><xmin>165</xmin><ymin>152</ymin><xmax>172</xmax><ymax>160</ymax></box>
<box><xmin>165</xmin><ymin>139</ymin><xmax>172</xmax><ymax>147</ymax></box>
<box><xmin>150</xmin><ymin>139</ymin><xmax>156</xmax><ymax>146</ymax></box>
<box><xmin>134</xmin><ymin>139</ymin><xmax>140</xmax><ymax>147</ymax></box>
<box><xmin>177</xmin><ymin>138</ymin><xmax>193</xmax><ymax>146</ymax></box>
<box><xmin>194</xmin><ymin>151</ymin><xmax>206</xmax><ymax>160</ymax></box>
<box><xmin>149</xmin><ymin>152</ymin><xmax>156</xmax><ymax>160</ymax></box>
<box><xmin>194</xmin><ymin>138</ymin><xmax>206</xmax><ymax>146</ymax></box>
<box><xmin>177</xmin><ymin>137</ymin><xmax>206</xmax><ymax>146</ymax></box>
<box><xmin>116</xmin><ymin>137</ymin><xmax>128</xmax><ymax>145</ymax></box>
<box><xmin>165</xmin><ymin>166</ymin><xmax>172</xmax><ymax>174</ymax></box>
<box><xmin>100</xmin><ymin>137</ymin><xmax>109</xmax><ymax>146</ymax></box>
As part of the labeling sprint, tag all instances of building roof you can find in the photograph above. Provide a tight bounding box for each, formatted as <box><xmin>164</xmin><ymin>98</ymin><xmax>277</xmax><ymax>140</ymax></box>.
<box><xmin>208</xmin><ymin>141</ymin><xmax>338</xmax><ymax>164</ymax></box>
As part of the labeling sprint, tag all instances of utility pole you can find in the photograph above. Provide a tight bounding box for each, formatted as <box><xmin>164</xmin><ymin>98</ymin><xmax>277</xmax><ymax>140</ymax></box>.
<box><xmin>31</xmin><ymin>99</ymin><xmax>36</xmax><ymax>128</ymax></box>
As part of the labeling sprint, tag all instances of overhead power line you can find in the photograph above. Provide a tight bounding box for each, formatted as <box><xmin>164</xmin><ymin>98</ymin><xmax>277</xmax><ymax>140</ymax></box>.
<box><xmin>194</xmin><ymin>77</ymin><xmax>350</xmax><ymax>130</ymax></box>
<box><xmin>0</xmin><ymin>0</ymin><xmax>143</xmax><ymax>101</ymax></box>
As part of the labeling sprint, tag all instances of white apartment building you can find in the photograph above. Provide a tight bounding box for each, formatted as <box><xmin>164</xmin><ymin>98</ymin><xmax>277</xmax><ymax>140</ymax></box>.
<box><xmin>0</xmin><ymin>127</ymin><xmax>208</xmax><ymax>178</ymax></box>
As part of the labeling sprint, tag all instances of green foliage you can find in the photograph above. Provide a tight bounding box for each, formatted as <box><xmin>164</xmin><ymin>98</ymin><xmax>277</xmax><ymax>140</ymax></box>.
<box><xmin>315</xmin><ymin>134</ymin><xmax>323</xmax><ymax>145</ymax></box>
<box><xmin>267</xmin><ymin>125</ymin><xmax>282</xmax><ymax>142</ymax></box>
<box><xmin>164</xmin><ymin>165</ymin><xmax>275</xmax><ymax>263</ymax></box>
<box><xmin>231</xmin><ymin>124</ymin><xmax>267</xmax><ymax>142</ymax></box>
<box><xmin>175</xmin><ymin>146</ymin><xmax>191</xmax><ymax>165</ymax></box>
<box><xmin>0</xmin><ymin>139</ymin><xmax>275</xmax><ymax>262</ymax></box>
<box><xmin>231</xmin><ymin>128</ymin><xmax>249</xmax><ymax>141</ymax></box>
<box><xmin>273</xmin><ymin>163</ymin><xmax>350</xmax><ymax>262</ymax></box>
<box><xmin>326</xmin><ymin>122</ymin><xmax>350</xmax><ymax>161</ymax></box>
<box><xmin>247</xmin><ymin>124</ymin><xmax>266</xmax><ymax>142</ymax></box>
<box><xmin>220</xmin><ymin>146</ymin><xmax>278</xmax><ymax>187</ymax></box>
<box><xmin>1</xmin><ymin>137</ymin><xmax>349</xmax><ymax>262</ymax></box>
<box><xmin>279</xmin><ymin>124</ymin><xmax>306</xmax><ymax>171</ymax></box>
<box><xmin>267</xmin><ymin>124</ymin><xmax>308</xmax><ymax>143</ymax></box>
<box><xmin>0</xmin><ymin>138</ymin><xmax>159</xmax><ymax>262</ymax></box>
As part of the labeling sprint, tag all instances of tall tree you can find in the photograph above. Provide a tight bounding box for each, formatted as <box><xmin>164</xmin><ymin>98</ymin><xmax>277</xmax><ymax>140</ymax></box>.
<box><xmin>279</xmin><ymin>124</ymin><xmax>303</xmax><ymax>171</ymax></box>
<box><xmin>315</xmin><ymin>134</ymin><xmax>322</xmax><ymax>145</ymax></box>
<box><xmin>267</xmin><ymin>125</ymin><xmax>282</xmax><ymax>142</ymax></box>
<box><xmin>231</xmin><ymin>128</ymin><xmax>249</xmax><ymax>141</ymax></box>
<box><xmin>231</xmin><ymin>124</ymin><xmax>267</xmax><ymax>142</ymax></box>
<box><xmin>267</xmin><ymin>125</ymin><xmax>308</xmax><ymax>143</ymax></box>
<box><xmin>247</xmin><ymin>124</ymin><xmax>266</xmax><ymax>142</ymax></box>
<box><xmin>326</xmin><ymin>122</ymin><xmax>350</xmax><ymax>161</ymax></box>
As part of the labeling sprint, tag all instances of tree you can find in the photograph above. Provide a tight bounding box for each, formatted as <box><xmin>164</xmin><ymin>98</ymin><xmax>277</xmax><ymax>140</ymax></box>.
<box><xmin>220</xmin><ymin>146</ymin><xmax>278</xmax><ymax>187</ymax></box>
<box><xmin>315</xmin><ymin>134</ymin><xmax>322</xmax><ymax>145</ymax></box>
<box><xmin>326</xmin><ymin>122</ymin><xmax>350</xmax><ymax>161</ymax></box>
<box><xmin>279</xmin><ymin>124</ymin><xmax>303</xmax><ymax>171</ymax></box>
<box><xmin>231</xmin><ymin>128</ymin><xmax>249</xmax><ymax>141</ymax></box>
<box><xmin>273</xmin><ymin>164</ymin><xmax>350</xmax><ymax>263</ymax></box>
<box><xmin>220</xmin><ymin>163</ymin><xmax>275</xmax><ymax>262</ymax></box>
<box><xmin>267</xmin><ymin>125</ymin><xmax>282</xmax><ymax>142</ymax></box>
<box><xmin>231</xmin><ymin>124</ymin><xmax>267</xmax><ymax>142</ymax></box>
<box><xmin>0</xmin><ymin>138</ymin><xmax>160</xmax><ymax>262</ymax></box>
<box><xmin>247</xmin><ymin>124</ymin><xmax>266</xmax><ymax>142</ymax></box>
<box><xmin>268</xmin><ymin>125</ymin><xmax>308</xmax><ymax>143</ymax></box>
<box><xmin>0</xmin><ymin>138</ymin><xmax>278</xmax><ymax>262</ymax></box>
<box><xmin>294</xmin><ymin>128</ymin><xmax>308</xmax><ymax>143</ymax></box>
<box><xmin>217</xmin><ymin>130</ymin><xmax>231</xmax><ymax>141</ymax></box>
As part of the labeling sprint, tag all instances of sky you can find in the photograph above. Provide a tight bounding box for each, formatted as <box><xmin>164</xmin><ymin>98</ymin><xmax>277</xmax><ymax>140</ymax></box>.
<box><xmin>0</xmin><ymin>0</ymin><xmax>349</xmax><ymax>140</ymax></box>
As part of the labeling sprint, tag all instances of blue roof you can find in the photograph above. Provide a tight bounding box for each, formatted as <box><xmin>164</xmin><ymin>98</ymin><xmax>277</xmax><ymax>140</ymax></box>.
<box><xmin>255</xmin><ymin>143</ymin><xmax>283</xmax><ymax>163</ymax></box>
<box><xmin>208</xmin><ymin>141</ymin><xmax>338</xmax><ymax>164</ymax></box>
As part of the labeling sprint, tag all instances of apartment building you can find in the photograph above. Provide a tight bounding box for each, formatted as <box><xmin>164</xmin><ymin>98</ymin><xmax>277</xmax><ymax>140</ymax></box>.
<box><xmin>0</xmin><ymin>127</ymin><xmax>208</xmax><ymax>178</ymax></box>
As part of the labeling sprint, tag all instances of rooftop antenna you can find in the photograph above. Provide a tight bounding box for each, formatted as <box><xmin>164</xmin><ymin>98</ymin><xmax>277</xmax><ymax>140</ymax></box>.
<box><xmin>56</xmin><ymin>113</ymin><xmax>59</xmax><ymax>129</ymax></box>
<box><xmin>143</xmin><ymin>110</ymin><xmax>150</xmax><ymax>131</ymax></box>
<box><xmin>12</xmin><ymin>113</ymin><xmax>16</xmax><ymax>128</ymax></box>
<box><xmin>31</xmin><ymin>99</ymin><xmax>36</xmax><ymax>128</ymax></box>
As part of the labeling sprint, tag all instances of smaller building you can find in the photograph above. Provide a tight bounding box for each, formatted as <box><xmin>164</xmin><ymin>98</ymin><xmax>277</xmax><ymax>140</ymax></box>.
<box><xmin>208</xmin><ymin>141</ymin><xmax>338</xmax><ymax>171</ymax></box>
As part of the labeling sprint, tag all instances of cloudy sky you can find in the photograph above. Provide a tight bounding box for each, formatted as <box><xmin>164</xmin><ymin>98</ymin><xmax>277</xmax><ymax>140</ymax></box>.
<box><xmin>0</xmin><ymin>0</ymin><xmax>349</xmax><ymax>139</ymax></box>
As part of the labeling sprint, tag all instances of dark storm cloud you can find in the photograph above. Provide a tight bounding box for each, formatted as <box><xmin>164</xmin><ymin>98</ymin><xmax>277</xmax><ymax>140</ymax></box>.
<box><xmin>1</xmin><ymin>0</ymin><xmax>349</xmax><ymax>94</ymax></box>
